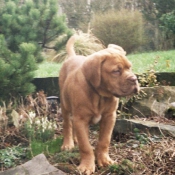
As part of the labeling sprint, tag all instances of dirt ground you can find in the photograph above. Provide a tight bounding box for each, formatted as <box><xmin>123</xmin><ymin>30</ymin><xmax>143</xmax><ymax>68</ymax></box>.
<box><xmin>0</xmin><ymin>92</ymin><xmax>175</xmax><ymax>175</ymax></box>
<box><xmin>50</xmin><ymin>119</ymin><xmax>175</xmax><ymax>175</ymax></box>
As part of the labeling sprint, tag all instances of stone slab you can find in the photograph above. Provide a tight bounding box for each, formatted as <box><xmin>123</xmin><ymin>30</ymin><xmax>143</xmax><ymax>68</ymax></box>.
<box><xmin>0</xmin><ymin>154</ymin><xmax>66</xmax><ymax>175</ymax></box>
<box><xmin>114</xmin><ymin>119</ymin><xmax>175</xmax><ymax>137</ymax></box>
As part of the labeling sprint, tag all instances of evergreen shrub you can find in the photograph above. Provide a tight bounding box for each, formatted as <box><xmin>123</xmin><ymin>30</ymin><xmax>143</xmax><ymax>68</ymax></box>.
<box><xmin>0</xmin><ymin>0</ymin><xmax>71</xmax><ymax>102</ymax></box>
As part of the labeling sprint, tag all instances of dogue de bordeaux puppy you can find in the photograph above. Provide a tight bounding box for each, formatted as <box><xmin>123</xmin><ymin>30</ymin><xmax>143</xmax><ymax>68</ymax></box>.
<box><xmin>59</xmin><ymin>35</ymin><xmax>140</xmax><ymax>174</ymax></box>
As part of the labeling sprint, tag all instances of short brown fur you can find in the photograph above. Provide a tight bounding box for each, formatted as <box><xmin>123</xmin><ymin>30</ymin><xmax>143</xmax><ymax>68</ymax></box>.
<box><xmin>59</xmin><ymin>35</ymin><xmax>139</xmax><ymax>175</ymax></box>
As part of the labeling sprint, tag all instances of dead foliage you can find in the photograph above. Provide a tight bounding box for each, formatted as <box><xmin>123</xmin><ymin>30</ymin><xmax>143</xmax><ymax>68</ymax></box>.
<box><xmin>0</xmin><ymin>92</ymin><xmax>175</xmax><ymax>174</ymax></box>
<box><xmin>0</xmin><ymin>91</ymin><xmax>61</xmax><ymax>149</ymax></box>
<box><xmin>109</xmin><ymin>136</ymin><xmax>175</xmax><ymax>175</ymax></box>
<box><xmin>53</xmin><ymin>130</ymin><xmax>175</xmax><ymax>175</ymax></box>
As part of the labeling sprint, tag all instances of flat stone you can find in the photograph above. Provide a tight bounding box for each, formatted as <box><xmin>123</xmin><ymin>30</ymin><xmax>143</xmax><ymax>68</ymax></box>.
<box><xmin>0</xmin><ymin>154</ymin><xmax>66</xmax><ymax>175</ymax></box>
<box><xmin>128</xmin><ymin>86</ymin><xmax>175</xmax><ymax>117</ymax></box>
<box><xmin>114</xmin><ymin>119</ymin><xmax>175</xmax><ymax>137</ymax></box>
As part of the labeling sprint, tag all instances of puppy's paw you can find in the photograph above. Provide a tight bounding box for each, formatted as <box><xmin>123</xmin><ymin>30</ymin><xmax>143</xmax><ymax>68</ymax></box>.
<box><xmin>97</xmin><ymin>154</ymin><xmax>115</xmax><ymax>167</ymax></box>
<box><xmin>61</xmin><ymin>142</ymin><xmax>74</xmax><ymax>151</ymax></box>
<box><xmin>77</xmin><ymin>162</ymin><xmax>95</xmax><ymax>175</ymax></box>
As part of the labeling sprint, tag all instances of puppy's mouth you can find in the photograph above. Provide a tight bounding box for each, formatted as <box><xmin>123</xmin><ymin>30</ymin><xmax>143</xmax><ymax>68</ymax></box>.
<box><xmin>132</xmin><ymin>85</ymin><xmax>140</xmax><ymax>94</ymax></box>
<box><xmin>113</xmin><ymin>85</ymin><xmax>140</xmax><ymax>98</ymax></box>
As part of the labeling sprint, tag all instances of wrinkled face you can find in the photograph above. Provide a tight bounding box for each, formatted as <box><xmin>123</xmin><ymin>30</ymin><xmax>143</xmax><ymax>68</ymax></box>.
<box><xmin>100</xmin><ymin>54</ymin><xmax>140</xmax><ymax>97</ymax></box>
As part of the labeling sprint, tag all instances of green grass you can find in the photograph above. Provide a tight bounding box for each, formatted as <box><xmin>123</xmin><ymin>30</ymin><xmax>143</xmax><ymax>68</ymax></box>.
<box><xmin>35</xmin><ymin>50</ymin><xmax>175</xmax><ymax>78</ymax></box>
<box><xmin>34</xmin><ymin>61</ymin><xmax>62</xmax><ymax>78</ymax></box>
<box><xmin>128</xmin><ymin>50</ymin><xmax>175</xmax><ymax>74</ymax></box>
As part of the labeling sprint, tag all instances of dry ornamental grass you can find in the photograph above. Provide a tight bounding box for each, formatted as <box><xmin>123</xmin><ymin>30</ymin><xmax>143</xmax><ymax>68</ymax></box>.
<box><xmin>51</xmin><ymin>31</ymin><xmax>105</xmax><ymax>63</ymax></box>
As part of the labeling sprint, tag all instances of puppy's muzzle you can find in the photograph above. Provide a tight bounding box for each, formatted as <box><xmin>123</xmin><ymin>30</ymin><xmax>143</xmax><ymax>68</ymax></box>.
<box><xmin>127</xmin><ymin>75</ymin><xmax>140</xmax><ymax>93</ymax></box>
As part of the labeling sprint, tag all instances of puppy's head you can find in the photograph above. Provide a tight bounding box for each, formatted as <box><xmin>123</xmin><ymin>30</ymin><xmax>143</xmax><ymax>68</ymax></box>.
<box><xmin>82</xmin><ymin>45</ymin><xmax>140</xmax><ymax>97</ymax></box>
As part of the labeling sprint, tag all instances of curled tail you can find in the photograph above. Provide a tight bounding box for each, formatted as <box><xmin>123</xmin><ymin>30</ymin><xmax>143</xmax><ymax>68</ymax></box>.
<box><xmin>66</xmin><ymin>35</ymin><xmax>77</xmax><ymax>57</ymax></box>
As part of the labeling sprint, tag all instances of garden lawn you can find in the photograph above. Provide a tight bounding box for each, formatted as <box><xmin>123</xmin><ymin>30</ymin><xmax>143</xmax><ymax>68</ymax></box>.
<box><xmin>34</xmin><ymin>61</ymin><xmax>62</xmax><ymax>78</ymax></box>
<box><xmin>35</xmin><ymin>50</ymin><xmax>175</xmax><ymax>77</ymax></box>
<box><xmin>128</xmin><ymin>50</ymin><xmax>175</xmax><ymax>74</ymax></box>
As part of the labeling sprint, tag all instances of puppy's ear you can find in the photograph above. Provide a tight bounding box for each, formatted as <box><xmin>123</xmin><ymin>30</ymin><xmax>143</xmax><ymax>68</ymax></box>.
<box><xmin>82</xmin><ymin>54</ymin><xmax>106</xmax><ymax>88</ymax></box>
<box><xmin>108</xmin><ymin>44</ymin><xmax>126</xmax><ymax>55</ymax></box>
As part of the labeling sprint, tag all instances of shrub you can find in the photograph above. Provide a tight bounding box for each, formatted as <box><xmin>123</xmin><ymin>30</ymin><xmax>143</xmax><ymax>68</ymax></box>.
<box><xmin>91</xmin><ymin>9</ymin><xmax>147</xmax><ymax>53</ymax></box>
<box><xmin>0</xmin><ymin>0</ymin><xmax>71</xmax><ymax>103</ymax></box>
<box><xmin>0</xmin><ymin>36</ymin><xmax>37</xmax><ymax>103</ymax></box>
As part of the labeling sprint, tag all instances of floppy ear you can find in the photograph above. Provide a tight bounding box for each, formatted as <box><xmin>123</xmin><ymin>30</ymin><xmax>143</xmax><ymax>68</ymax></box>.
<box><xmin>82</xmin><ymin>54</ymin><xmax>106</xmax><ymax>89</ymax></box>
<box><xmin>108</xmin><ymin>44</ymin><xmax>126</xmax><ymax>55</ymax></box>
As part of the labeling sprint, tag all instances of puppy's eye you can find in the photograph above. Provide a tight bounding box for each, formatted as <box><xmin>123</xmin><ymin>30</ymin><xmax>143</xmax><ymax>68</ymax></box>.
<box><xmin>112</xmin><ymin>69</ymin><xmax>120</xmax><ymax>74</ymax></box>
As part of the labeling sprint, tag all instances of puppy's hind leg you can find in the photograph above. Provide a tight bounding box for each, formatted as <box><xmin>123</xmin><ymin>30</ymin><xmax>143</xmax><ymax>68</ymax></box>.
<box><xmin>73</xmin><ymin>116</ymin><xmax>95</xmax><ymax>175</ymax></box>
<box><xmin>61</xmin><ymin>106</ymin><xmax>74</xmax><ymax>151</ymax></box>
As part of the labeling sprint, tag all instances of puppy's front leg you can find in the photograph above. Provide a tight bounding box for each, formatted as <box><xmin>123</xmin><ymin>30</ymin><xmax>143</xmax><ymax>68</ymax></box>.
<box><xmin>73</xmin><ymin>116</ymin><xmax>95</xmax><ymax>175</ymax></box>
<box><xmin>95</xmin><ymin>112</ymin><xmax>116</xmax><ymax>167</ymax></box>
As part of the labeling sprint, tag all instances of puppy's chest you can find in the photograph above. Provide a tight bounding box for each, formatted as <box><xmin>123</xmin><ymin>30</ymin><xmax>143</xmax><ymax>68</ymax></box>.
<box><xmin>91</xmin><ymin>97</ymin><xmax>109</xmax><ymax>124</ymax></box>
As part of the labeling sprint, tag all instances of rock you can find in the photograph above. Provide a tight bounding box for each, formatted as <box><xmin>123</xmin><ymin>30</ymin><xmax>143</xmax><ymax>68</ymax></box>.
<box><xmin>0</xmin><ymin>154</ymin><xmax>66</xmax><ymax>175</ymax></box>
<box><xmin>114</xmin><ymin>119</ymin><xmax>175</xmax><ymax>137</ymax></box>
<box><xmin>156</xmin><ymin>72</ymin><xmax>175</xmax><ymax>86</ymax></box>
<box><xmin>169</xmin><ymin>102</ymin><xmax>175</xmax><ymax>109</ymax></box>
<box><xmin>165</xmin><ymin>102</ymin><xmax>175</xmax><ymax>119</ymax></box>
<box><xmin>32</xmin><ymin>77</ymin><xmax>59</xmax><ymax>96</ymax></box>
<box><xmin>128</xmin><ymin>86</ymin><xmax>175</xmax><ymax>117</ymax></box>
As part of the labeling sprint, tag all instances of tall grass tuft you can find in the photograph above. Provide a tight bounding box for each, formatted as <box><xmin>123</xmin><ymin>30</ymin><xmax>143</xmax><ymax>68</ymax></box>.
<box><xmin>50</xmin><ymin>31</ymin><xmax>105</xmax><ymax>63</ymax></box>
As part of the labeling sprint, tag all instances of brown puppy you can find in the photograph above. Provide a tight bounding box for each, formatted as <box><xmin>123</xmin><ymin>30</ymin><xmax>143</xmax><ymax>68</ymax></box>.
<box><xmin>59</xmin><ymin>35</ymin><xmax>139</xmax><ymax>175</ymax></box>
